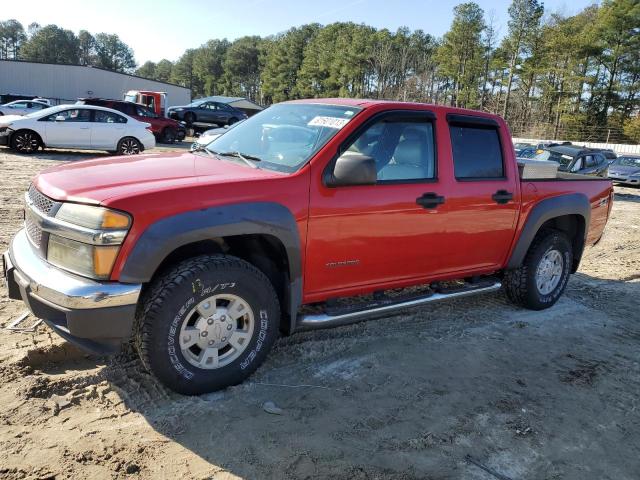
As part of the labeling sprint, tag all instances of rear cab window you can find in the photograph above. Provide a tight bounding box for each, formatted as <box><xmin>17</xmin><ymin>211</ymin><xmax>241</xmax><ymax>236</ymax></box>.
<box><xmin>447</xmin><ymin>114</ymin><xmax>504</xmax><ymax>180</ymax></box>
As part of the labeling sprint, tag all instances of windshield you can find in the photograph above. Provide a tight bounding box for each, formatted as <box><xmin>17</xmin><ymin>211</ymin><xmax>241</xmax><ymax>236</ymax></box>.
<box><xmin>533</xmin><ymin>149</ymin><xmax>574</xmax><ymax>169</ymax></box>
<box><xmin>615</xmin><ymin>156</ymin><xmax>640</xmax><ymax>167</ymax></box>
<box><xmin>205</xmin><ymin>103</ymin><xmax>361</xmax><ymax>173</ymax></box>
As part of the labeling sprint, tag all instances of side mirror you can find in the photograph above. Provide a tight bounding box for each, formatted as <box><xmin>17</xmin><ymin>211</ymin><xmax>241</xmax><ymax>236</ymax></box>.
<box><xmin>326</xmin><ymin>151</ymin><xmax>377</xmax><ymax>187</ymax></box>
<box><xmin>55</xmin><ymin>115</ymin><xmax>66</xmax><ymax>122</ymax></box>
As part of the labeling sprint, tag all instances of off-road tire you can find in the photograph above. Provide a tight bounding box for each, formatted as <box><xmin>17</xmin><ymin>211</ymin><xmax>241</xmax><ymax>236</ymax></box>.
<box><xmin>504</xmin><ymin>229</ymin><xmax>572</xmax><ymax>310</ymax></box>
<box><xmin>134</xmin><ymin>254</ymin><xmax>280</xmax><ymax>395</ymax></box>
<box><xmin>10</xmin><ymin>129</ymin><xmax>41</xmax><ymax>153</ymax></box>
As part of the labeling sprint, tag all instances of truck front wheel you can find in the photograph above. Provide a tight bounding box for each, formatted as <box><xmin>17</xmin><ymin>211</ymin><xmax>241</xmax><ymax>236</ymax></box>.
<box><xmin>135</xmin><ymin>254</ymin><xmax>280</xmax><ymax>395</ymax></box>
<box><xmin>503</xmin><ymin>229</ymin><xmax>573</xmax><ymax>310</ymax></box>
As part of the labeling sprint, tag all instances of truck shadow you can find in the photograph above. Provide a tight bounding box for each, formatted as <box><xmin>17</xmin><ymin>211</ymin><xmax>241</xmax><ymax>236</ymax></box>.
<box><xmin>95</xmin><ymin>271</ymin><xmax>640</xmax><ymax>478</ymax></box>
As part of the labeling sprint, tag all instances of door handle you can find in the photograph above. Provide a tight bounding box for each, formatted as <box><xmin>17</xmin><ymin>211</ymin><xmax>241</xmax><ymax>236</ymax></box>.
<box><xmin>416</xmin><ymin>192</ymin><xmax>445</xmax><ymax>209</ymax></box>
<box><xmin>79</xmin><ymin>126</ymin><xmax>90</xmax><ymax>130</ymax></box>
<box><xmin>492</xmin><ymin>190</ymin><xmax>513</xmax><ymax>204</ymax></box>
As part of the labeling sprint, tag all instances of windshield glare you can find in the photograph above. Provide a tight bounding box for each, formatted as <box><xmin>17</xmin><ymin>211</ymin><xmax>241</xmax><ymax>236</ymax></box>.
<box><xmin>616</xmin><ymin>156</ymin><xmax>640</xmax><ymax>167</ymax></box>
<box><xmin>205</xmin><ymin>103</ymin><xmax>361</xmax><ymax>172</ymax></box>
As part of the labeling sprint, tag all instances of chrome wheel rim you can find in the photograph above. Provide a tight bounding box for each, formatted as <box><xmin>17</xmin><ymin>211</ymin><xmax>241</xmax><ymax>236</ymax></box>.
<box><xmin>179</xmin><ymin>293</ymin><xmax>254</xmax><ymax>370</ymax></box>
<box><xmin>535</xmin><ymin>249</ymin><xmax>563</xmax><ymax>295</ymax></box>
<box><xmin>15</xmin><ymin>132</ymin><xmax>38</xmax><ymax>152</ymax></box>
<box><xmin>120</xmin><ymin>139</ymin><xmax>140</xmax><ymax>154</ymax></box>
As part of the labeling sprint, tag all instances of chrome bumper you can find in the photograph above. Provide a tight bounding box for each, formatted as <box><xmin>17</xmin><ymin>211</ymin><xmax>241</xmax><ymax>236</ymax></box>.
<box><xmin>5</xmin><ymin>229</ymin><xmax>141</xmax><ymax>309</ymax></box>
<box><xmin>3</xmin><ymin>229</ymin><xmax>142</xmax><ymax>354</ymax></box>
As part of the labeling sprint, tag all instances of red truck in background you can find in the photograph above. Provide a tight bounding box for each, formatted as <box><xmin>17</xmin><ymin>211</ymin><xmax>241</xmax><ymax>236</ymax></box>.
<box><xmin>3</xmin><ymin>99</ymin><xmax>613</xmax><ymax>395</ymax></box>
<box><xmin>124</xmin><ymin>90</ymin><xmax>167</xmax><ymax>117</ymax></box>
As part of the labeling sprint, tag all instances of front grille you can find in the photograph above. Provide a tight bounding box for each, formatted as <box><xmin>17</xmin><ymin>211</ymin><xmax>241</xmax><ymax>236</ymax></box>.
<box><xmin>28</xmin><ymin>184</ymin><xmax>57</xmax><ymax>215</ymax></box>
<box><xmin>25</xmin><ymin>215</ymin><xmax>43</xmax><ymax>248</ymax></box>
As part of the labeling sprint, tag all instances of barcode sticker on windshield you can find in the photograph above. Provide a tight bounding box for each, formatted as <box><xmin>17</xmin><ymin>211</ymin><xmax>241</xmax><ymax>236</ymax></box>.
<box><xmin>308</xmin><ymin>116</ymin><xmax>350</xmax><ymax>129</ymax></box>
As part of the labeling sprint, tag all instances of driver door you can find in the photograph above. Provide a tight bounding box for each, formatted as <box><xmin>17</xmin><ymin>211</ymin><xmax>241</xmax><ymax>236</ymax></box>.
<box><xmin>305</xmin><ymin>111</ymin><xmax>448</xmax><ymax>296</ymax></box>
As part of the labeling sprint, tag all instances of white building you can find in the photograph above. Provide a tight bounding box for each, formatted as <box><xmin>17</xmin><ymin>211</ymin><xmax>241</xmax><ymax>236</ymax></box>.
<box><xmin>0</xmin><ymin>59</ymin><xmax>191</xmax><ymax>108</ymax></box>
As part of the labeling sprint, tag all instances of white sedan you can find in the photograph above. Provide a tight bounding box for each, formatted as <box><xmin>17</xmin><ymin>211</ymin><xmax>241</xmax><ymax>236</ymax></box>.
<box><xmin>0</xmin><ymin>100</ymin><xmax>51</xmax><ymax>116</ymax></box>
<box><xmin>0</xmin><ymin>105</ymin><xmax>156</xmax><ymax>154</ymax></box>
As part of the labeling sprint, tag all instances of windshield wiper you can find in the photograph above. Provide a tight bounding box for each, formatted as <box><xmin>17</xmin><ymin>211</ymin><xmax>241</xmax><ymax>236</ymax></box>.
<box><xmin>211</xmin><ymin>150</ymin><xmax>262</xmax><ymax>168</ymax></box>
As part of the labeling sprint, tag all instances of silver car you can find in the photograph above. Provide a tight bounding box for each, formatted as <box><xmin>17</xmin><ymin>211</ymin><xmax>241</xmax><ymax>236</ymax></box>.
<box><xmin>608</xmin><ymin>155</ymin><xmax>640</xmax><ymax>186</ymax></box>
<box><xmin>190</xmin><ymin>120</ymin><xmax>245</xmax><ymax>151</ymax></box>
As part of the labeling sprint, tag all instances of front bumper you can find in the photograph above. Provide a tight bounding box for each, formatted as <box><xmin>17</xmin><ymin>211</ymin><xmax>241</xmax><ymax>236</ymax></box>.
<box><xmin>609</xmin><ymin>175</ymin><xmax>640</xmax><ymax>185</ymax></box>
<box><xmin>3</xmin><ymin>229</ymin><xmax>142</xmax><ymax>355</ymax></box>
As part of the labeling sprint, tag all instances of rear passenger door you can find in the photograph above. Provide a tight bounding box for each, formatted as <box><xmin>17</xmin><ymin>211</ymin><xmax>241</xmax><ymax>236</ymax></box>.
<box><xmin>91</xmin><ymin>110</ymin><xmax>127</xmax><ymax>149</ymax></box>
<box><xmin>439</xmin><ymin>114</ymin><xmax>519</xmax><ymax>273</ymax></box>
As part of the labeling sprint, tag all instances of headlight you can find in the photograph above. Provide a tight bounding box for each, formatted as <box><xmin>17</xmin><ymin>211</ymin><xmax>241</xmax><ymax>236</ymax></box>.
<box><xmin>48</xmin><ymin>235</ymin><xmax>120</xmax><ymax>279</ymax></box>
<box><xmin>47</xmin><ymin>203</ymin><xmax>131</xmax><ymax>279</ymax></box>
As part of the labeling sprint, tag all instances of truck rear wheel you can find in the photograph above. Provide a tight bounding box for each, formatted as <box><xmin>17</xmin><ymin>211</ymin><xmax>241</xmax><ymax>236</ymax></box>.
<box><xmin>134</xmin><ymin>254</ymin><xmax>280</xmax><ymax>395</ymax></box>
<box><xmin>503</xmin><ymin>229</ymin><xmax>572</xmax><ymax>310</ymax></box>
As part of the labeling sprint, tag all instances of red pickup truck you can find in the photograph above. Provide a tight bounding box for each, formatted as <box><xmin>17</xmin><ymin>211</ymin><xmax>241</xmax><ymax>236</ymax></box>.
<box><xmin>3</xmin><ymin>99</ymin><xmax>613</xmax><ymax>394</ymax></box>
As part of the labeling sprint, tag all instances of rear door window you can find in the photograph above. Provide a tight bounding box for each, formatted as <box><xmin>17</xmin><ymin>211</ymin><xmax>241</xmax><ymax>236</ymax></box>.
<box><xmin>449</xmin><ymin>125</ymin><xmax>504</xmax><ymax>179</ymax></box>
<box><xmin>94</xmin><ymin>110</ymin><xmax>127</xmax><ymax>124</ymax></box>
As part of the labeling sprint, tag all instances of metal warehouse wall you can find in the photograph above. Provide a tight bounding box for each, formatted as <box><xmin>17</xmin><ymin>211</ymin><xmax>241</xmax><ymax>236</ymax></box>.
<box><xmin>0</xmin><ymin>60</ymin><xmax>191</xmax><ymax>108</ymax></box>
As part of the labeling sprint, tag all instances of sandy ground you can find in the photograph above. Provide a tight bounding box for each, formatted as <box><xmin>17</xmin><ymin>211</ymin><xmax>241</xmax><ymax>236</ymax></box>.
<box><xmin>0</xmin><ymin>145</ymin><xmax>639</xmax><ymax>480</ymax></box>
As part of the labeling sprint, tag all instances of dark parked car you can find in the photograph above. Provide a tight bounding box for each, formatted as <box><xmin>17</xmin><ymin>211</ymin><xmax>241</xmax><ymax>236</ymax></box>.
<box><xmin>516</xmin><ymin>146</ymin><xmax>538</xmax><ymax>159</ymax></box>
<box><xmin>608</xmin><ymin>155</ymin><xmax>640</xmax><ymax>186</ymax></box>
<box><xmin>597</xmin><ymin>148</ymin><xmax>617</xmax><ymax>164</ymax></box>
<box><xmin>514</xmin><ymin>142</ymin><xmax>533</xmax><ymax>155</ymax></box>
<box><xmin>77</xmin><ymin>98</ymin><xmax>186</xmax><ymax>143</ymax></box>
<box><xmin>533</xmin><ymin>145</ymin><xmax>609</xmax><ymax>177</ymax></box>
<box><xmin>167</xmin><ymin>99</ymin><xmax>248</xmax><ymax>127</ymax></box>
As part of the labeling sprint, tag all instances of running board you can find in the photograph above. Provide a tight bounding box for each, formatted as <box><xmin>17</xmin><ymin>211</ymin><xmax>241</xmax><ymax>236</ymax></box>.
<box><xmin>296</xmin><ymin>281</ymin><xmax>502</xmax><ymax>331</ymax></box>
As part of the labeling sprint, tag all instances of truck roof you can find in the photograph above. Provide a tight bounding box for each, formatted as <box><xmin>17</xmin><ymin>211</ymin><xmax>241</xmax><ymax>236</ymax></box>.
<box><xmin>283</xmin><ymin>98</ymin><xmax>504</xmax><ymax>120</ymax></box>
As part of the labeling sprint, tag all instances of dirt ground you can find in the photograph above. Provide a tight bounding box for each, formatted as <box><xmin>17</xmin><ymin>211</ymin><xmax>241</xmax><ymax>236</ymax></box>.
<box><xmin>0</xmin><ymin>145</ymin><xmax>639</xmax><ymax>480</ymax></box>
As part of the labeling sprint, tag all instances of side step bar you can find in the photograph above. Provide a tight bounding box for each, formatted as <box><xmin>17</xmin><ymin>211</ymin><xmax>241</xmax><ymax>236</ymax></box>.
<box><xmin>296</xmin><ymin>281</ymin><xmax>502</xmax><ymax>331</ymax></box>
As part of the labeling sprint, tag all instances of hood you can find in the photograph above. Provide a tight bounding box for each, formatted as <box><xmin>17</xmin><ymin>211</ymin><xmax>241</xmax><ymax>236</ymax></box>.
<box><xmin>35</xmin><ymin>151</ymin><xmax>285</xmax><ymax>204</ymax></box>
<box><xmin>0</xmin><ymin>115</ymin><xmax>26</xmax><ymax>125</ymax></box>
<box><xmin>609</xmin><ymin>165</ymin><xmax>640</xmax><ymax>176</ymax></box>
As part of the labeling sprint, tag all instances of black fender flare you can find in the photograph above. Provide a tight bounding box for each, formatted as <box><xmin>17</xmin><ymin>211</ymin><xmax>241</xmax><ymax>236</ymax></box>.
<box><xmin>507</xmin><ymin>193</ymin><xmax>590</xmax><ymax>270</ymax></box>
<box><xmin>119</xmin><ymin>202</ymin><xmax>302</xmax><ymax>327</ymax></box>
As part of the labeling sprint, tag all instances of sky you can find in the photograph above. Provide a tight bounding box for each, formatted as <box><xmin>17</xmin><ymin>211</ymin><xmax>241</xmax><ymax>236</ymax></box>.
<box><xmin>11</xmin><ymin>0</ymin><xmax>599</xmax><ymax>65</ymax></box>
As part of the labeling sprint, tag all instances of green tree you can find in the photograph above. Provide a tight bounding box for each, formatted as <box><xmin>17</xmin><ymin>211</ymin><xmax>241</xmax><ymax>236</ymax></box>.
<box><xmin>78</xmin><ymin>30</ymin><xmax>96</xmax><ymax>66</ymax></box>
<box><xmin>136</xmin><ymin>60</ymin><xmax>157</xmax><ymax>78</ymax></box>
<box><xmin>171</xmin><ymin>49</ymin><xmax>200</xmax><ymax>94</ymax></box>
<box><xmin>261</xmin><ymin>24</ymin><xmax>320</xmax><ymax>103</ymax></box>
<box><xmin>623</xmin><ymin>116</ymin><xmax>640</xmax><ymax>142</ymax></box>
<box><xmin>93</xmin><ymin>33</ymin><xmax>136</xmax><ymax>72</ymax></box>
<box><xmin>0</xmin><ymin>19</ymin><xmax>26</xmax><ymax>59</ymax></box>
<box><xmin>435</xmin><ymin>2</ymin><xmax>486</xmax><ymax>108</ymax></box>
<box><xmin>594</xmin><ymin>0</ymin><xmax>640</xmax><ymax>124</ymax></box>
<box><xmin>501</xmin><ymin>0</ymin><xmax>544</xmax><ymax>119</ymax></box>
<box><xmin>296</xmin><ymin>22</ymin><xmax>376</xmax><ymax>98</ymax></box>
<box><xmin>155</xmin><ymin>59</ymin><xmax>173</xmax><ymax>83</ymax></box>
<box><xmin>20</xmin><ymin>24</ymin><xmax>79</xmax><ymax>64</ymax></box>
<box><xmin>193</xmin><ymin>39</ymin><xmax>230</xmax><ymax>96</ymax></box>
<box><xmin>221</xmin><ymin>36</ymin><xmax>263</xmax><ymax>100</ymax></box>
